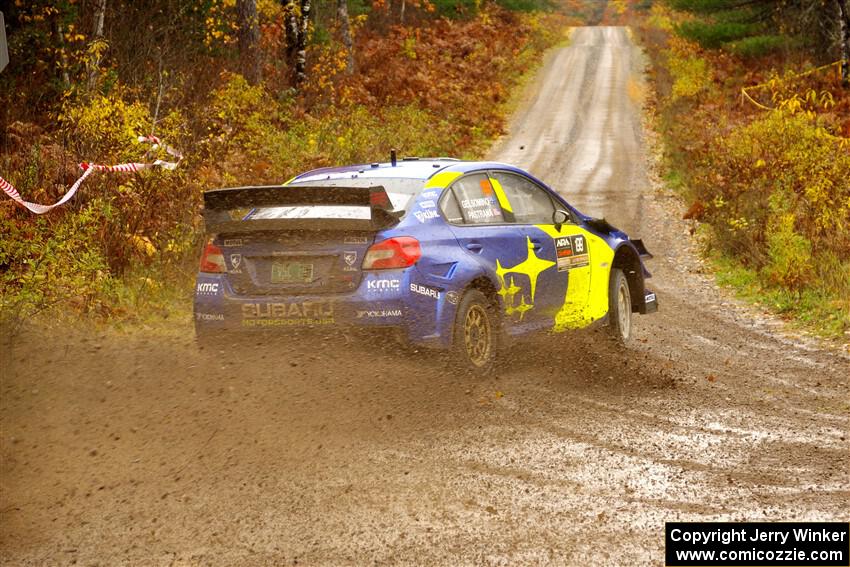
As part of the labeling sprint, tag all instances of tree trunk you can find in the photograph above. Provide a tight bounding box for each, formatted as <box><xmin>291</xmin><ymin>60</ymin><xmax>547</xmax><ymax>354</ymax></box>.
<box><xmin>237</xmin><ymin>0</ymin><xmax>261</xmax><ymax>84</ymax></box>
<box><xmin>836</xmin><ymin>0</ymin><xmax>850</xmax><ymax>86</ymax></box>
<box><xmin>337</xmin><ymin>0</ymin><xmax>354</xmax><ymax>74</ymax></box>
<box><xmin>293</xmin><ymin>0</ymin><xmax>310</xmax><ymax>86</ymax></box>
<box><xmin>87</xmin><ymin>0</ymin><xmax>107</xmax><ymax>93</ymax></box>
<box><xmin>283</xmin><ymin>0</ymin><xmax>310</xmax><ymax>87</ymax></box>
<box><xmin>55</xmin><ymin>21</ymin><xmax>71</xmax><ymax>88</ymax></box>
<box><xmin>92</xmin><ymin>0</ymin><xmax>106</xmax><ymax>38</ymax></box>
<box><xmin>285</xmin><ymin>0</ymin><xmax>298</xmax><ymax>62</ymax></box>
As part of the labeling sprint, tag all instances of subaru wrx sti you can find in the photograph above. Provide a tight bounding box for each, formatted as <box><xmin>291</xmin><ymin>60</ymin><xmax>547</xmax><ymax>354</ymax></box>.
<box><xmin>195</xmin><ymin>157</ymin><xmax>657</xmax><ymax>372</ymax></box>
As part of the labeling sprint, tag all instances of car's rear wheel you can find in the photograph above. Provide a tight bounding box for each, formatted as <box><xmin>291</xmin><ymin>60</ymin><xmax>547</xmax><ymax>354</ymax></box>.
<box><xmin>607</xmin><ymin>268</ymin><xmax>632</xmax><ymax>343</ymax></box>
<box><xmin>452</xmin><ymin>289</ymin><xmax>498</xmax><ymax>375</ymax></box>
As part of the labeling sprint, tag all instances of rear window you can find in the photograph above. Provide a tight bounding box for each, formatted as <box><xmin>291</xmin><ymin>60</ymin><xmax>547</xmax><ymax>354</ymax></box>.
<box><xmin>247</xmin><ymin>206</ymin><xmax>371</xmax><ymax>221</ymax></box>
<box><xmin>283</xmin><ymin>177</ymin><xmax>422</xmax><ymax>215</ymax></box>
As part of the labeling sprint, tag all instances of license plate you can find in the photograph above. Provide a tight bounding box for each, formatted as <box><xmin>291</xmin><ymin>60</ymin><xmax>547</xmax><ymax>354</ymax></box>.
<box><xmin>271</xmin><ymin>261</ymin><xmax>314</xmax><ymax>284</ymax></box>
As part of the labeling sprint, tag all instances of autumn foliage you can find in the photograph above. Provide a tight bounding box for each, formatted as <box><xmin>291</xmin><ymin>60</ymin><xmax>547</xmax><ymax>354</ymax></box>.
<box><xmin>636</xmin><ymin>3</ymin><xmax>850</xmax><ymax>337</ymax></box>
<box><xmin>0</xmin><ymin>1</ymin><xmax>575</xmax><ymax>322</ymax></box>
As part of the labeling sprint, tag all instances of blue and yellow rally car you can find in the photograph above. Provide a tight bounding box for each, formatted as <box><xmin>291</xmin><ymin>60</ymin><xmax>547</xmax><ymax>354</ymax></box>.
<box><xmin>195</xmin><ymin>157</ymin><xmax>657</xmax><ymax>372</ymax></box>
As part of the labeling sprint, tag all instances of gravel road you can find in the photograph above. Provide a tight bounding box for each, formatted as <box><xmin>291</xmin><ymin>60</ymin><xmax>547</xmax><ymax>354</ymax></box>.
<box><xmin>2</xmin><ymin>26</ymin><xmax>848</xmax><ymax>567</ymax></box>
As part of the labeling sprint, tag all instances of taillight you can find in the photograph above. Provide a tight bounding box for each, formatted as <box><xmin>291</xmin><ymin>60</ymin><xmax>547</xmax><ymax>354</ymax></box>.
<box><xmin>199</xmin><ymin>240</ymin><xmax>226</xmax><ymax>273</ymax></box>
<box><xmin>362</xmin><ymin>237</ymin><xmax>421</xmax><ymax>270</ymax></box>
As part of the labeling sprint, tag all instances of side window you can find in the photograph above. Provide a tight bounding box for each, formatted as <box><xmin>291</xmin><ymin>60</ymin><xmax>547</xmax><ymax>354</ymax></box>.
<box><xmin>440</xmin><ymin>189</ymin><xmax>464</xmax><ymax>224</ymax></box>
<box><xmin>491</xmin><ymin>171</ymin><xmax>556</xmax><ymax>225</ymax></box>
<box><xmin>447</xmin><ymin>173</ymin><xmax>505</xmax><ymax>225</ymax></box>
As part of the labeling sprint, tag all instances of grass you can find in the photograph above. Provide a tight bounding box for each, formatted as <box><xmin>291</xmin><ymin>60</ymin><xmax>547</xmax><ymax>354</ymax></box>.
<box><xmin>711</xmin><ymin>253</ymin><xmax>849</xmax><ymax>341</ymax></box>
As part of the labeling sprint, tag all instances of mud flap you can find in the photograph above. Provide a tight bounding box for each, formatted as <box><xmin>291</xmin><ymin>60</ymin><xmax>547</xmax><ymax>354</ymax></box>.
<box><xmin>630</xmin><ymin>239</ymin><xmax>653</xmax><ymax>259</ymax></box>
<box><xmin>640</xmin><ymin>289</ymin><xmax>658</xmax><ymax>314</ymax></box>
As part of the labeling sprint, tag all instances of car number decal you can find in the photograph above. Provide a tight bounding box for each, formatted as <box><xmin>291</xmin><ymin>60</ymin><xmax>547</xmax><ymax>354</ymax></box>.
<box><xmin>554</xmin><ymin>234</ymin><xmax>590</xmax><ymax>271</ymax></box>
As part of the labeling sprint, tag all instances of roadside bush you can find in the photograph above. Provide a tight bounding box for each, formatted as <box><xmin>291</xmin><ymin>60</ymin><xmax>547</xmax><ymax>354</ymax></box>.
<box><xmin>668</xmin><ymin>0</ymin><xmax>736</xmax><ymax>13</ymax></box>
<box><xmin>427</xmin><ymin>0</ymin><xmax>553</xmax><ymax>18</ymax></box>
<box><xmin>764</xmin><ymin>210</ymin><xmax>814</xmax><ymax>290</ymax></box>
<box><xmin>0</xmin><ymin>204</ymin><xmax>114</xmax><ymax>324</ymax></box>
<box><xmin>666</xmin><ymin>37</ymin><xmax>713</xmax><ymax>99</ymax></box>
<box><xmin>206</xmin><ymin>74</ymin><xmax>284</xmax><ymax>152</ymax></box>
<box><xmin>204</xmin><ymin>7</ymin><xmax>562</xmax><ymax>187</ymax></box>
<box><xmin>695</xmin><ymin>111</ymin><xmax>850</xmax><ymax>296</ymax></box>
<box><xmin>1</xmin><ymin>92</ymin><xmax>194</xmax><ymax>325</ymax></box>
<box><xmin>641</xmin><ymin>1</ymin><xmax>850</xmax><ymax>337</ymax></box>
<box><xmin>59</xmin><ymin>94</ymin><xmax>193</xmax><ymax>275</ymax></box>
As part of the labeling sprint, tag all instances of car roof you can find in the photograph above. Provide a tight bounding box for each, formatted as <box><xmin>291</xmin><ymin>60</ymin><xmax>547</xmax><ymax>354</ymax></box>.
<box><xmin>289</xmin><ymin>159</ymin><xmax>531</xmax><ymax>185</ymax></box>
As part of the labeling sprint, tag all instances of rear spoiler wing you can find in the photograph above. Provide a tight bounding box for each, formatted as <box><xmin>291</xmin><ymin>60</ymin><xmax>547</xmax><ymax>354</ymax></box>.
<box><xmin>202</xmin><ymin>185</ymin><xmax>400</xmax><ymax>234</ymax></box>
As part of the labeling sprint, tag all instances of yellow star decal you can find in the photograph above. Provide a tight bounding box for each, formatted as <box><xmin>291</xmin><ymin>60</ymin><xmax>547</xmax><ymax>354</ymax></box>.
<box><xmin>510</xmin><ymin>294</ymin><xmax>533</xmax><ymax>320</ymax></box>
<box><xmin>495</xmin><ymin>236</ymin><xmax>556</xmax><ymax>317</ymax></box>
<box><xmin>499</xmin><ymin>276</ymin><xmax>519</xmax><ymax>311</ymax></box>
<box><xmin>503</xmin><ymin>236</ymin><xmax>555</xmax><ymax>302</ymax></box>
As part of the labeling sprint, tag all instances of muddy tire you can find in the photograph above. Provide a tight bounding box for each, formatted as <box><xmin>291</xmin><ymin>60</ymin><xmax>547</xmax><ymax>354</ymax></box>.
<box><xmin>452</xmin><ymin>289</ymin><xmax>499</xmax><ymax>375</ymax></box>
<box><xmin>606</xmin><ymin>268</ymin><xmax>632</xmax><ymax>343</ymax></box>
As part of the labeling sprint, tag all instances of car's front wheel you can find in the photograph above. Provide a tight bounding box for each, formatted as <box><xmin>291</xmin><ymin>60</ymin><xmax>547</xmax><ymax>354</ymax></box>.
<box><xmin>452</xmin><ymin>289</ymin><xmax>499</xmax><ymax>375</ymax></box>
<box><xmin>606</xmin><ymin>268</ymin><xmax>632</xmax><ymax>343</ymax></box>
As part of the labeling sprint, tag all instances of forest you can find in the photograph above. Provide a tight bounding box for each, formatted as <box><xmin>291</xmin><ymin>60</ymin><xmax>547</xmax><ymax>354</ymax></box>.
<box><xmin>0</xmin><ymin>0</ymin><xmax>600</xmax><ymax>324</ymax></box>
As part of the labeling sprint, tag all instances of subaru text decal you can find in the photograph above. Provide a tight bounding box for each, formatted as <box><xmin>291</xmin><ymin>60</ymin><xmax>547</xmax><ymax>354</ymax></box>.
<box><xmin>241</xmin><ymin>302</ymin><xmax>335</xmax><ymax>327</ymax></box>
<box><xmin>410</xmin><ymin>283</ymin><xmax>439</xmax><ymax>299</ymax></box>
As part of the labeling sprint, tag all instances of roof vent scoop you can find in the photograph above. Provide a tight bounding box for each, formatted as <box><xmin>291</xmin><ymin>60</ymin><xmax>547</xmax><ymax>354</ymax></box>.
<box><xmin>390</xmin><ymin>149</ymin><xmax>397</xmax><ymax>167</ymax></box>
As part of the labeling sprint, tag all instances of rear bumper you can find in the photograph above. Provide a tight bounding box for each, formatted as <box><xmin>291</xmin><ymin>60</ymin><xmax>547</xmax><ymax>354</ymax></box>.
<box><xmin>193</xmin><ymin>269</ymin><xmax>456</xmax><ymax>348</ymax></box>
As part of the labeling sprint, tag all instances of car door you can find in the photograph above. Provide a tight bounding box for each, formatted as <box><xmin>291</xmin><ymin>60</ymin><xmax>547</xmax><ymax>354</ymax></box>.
<box><xmin>488</xmin><ymin>170</ymin><xmax>592</xmax><ymax>331</ymax></box>
<box><xmin>440</xmin><ymin>173</ymin><xmax>543</xmax><ymax>332</ymax></box>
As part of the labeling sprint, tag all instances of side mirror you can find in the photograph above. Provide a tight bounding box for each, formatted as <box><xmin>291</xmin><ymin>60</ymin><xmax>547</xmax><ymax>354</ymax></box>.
<box><xmin>552</xmin><ymin>209</ymin><xmax>571</xmax><ymax>231</ymax></box>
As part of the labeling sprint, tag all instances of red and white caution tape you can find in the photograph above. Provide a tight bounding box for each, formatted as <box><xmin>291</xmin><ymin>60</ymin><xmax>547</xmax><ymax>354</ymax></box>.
<box><xmin>2</xmin><ymin>167</ymin><xmax>97</xmax><ymax>214</ymax></box>
<box><xmin>0</xmin><ymin>136</ymin><xmax>182</xmax><ymax>214</ymax></box>
<box><xmin>80</xmin><ymin>159</ymin><xmax>179</xmax><ymax>173</ymax></box>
